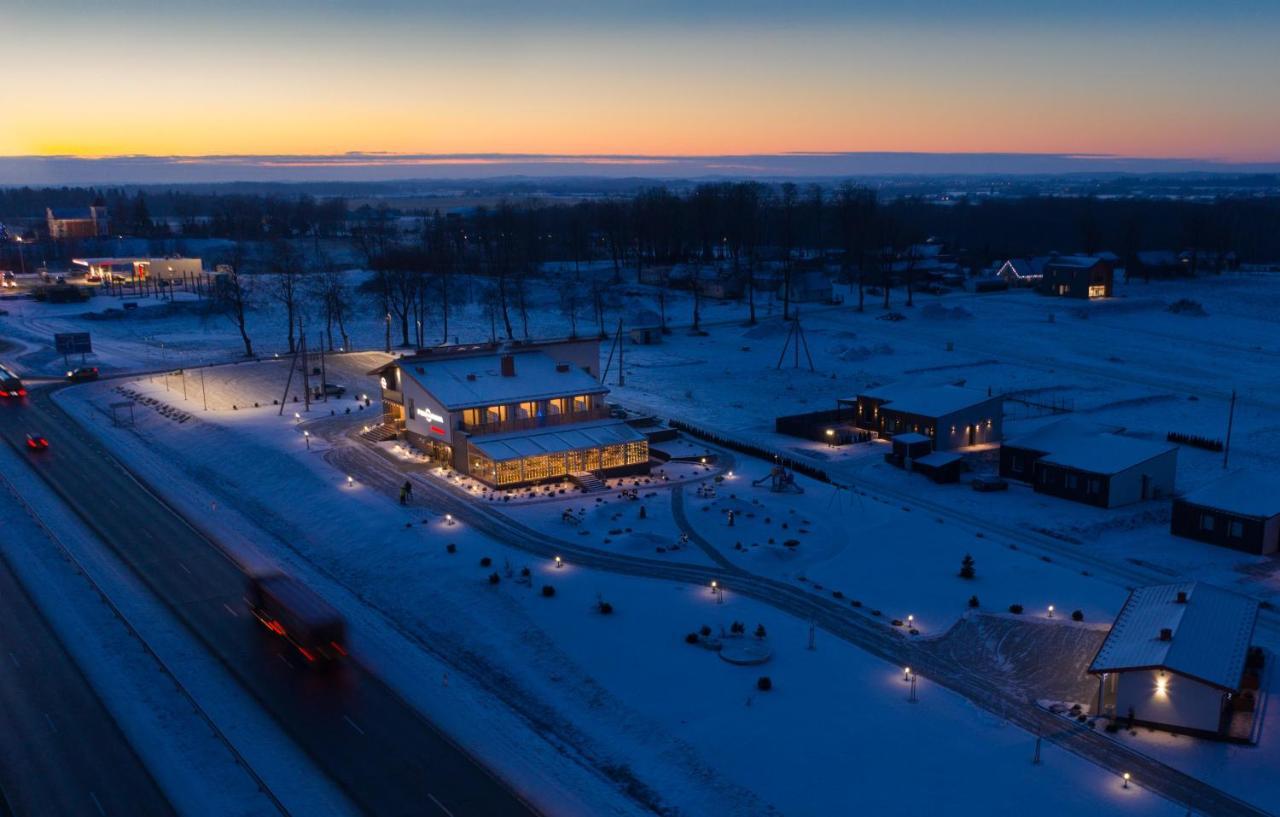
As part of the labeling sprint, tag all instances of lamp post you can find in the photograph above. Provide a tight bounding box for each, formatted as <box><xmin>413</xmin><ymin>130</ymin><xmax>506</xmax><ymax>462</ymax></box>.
<box><xmin>14</xmin><ymin>236</ymin><xmax>26</xmax><ymax>276</ymax></box>
<box><xmin>555</xmin><ymin>555</ymin><xmax>563</xmax><ymax>569</ymax></box>
<box><xmin>346</xmin><ymin>475</ymin><xmax>354</xmax><ymax>488</ymax></box>
<box><xmin>825</xmin><ymin>428</ymin><xmax>835</xmax><ymax>448</ymax></box>
<box><xmin>1047</xmin><ymin>604</ymin><xmax>1055</xmax><ymax>618</ymax></box>
<box><xmin>385</xmin><ymin>312</ymin><xmax>391</xmax><ymax>353</ymax></box>
<box><xmin>303</xmin><ymin>430</ymin><xmax>310</xmax><ymax>450</ymax></box>
<box><xmin>907</xmin><ymin>614</ymin><xmax>914</xmax><ymax>630</ymax></box>
<box><xmin>1122</xmin><ymin>772</ymin><xmax>1131</xmax><ymax>789</ymax></box>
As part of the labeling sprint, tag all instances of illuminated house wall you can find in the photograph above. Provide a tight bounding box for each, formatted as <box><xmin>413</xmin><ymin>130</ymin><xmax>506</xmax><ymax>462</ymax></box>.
<box><xmin>1111</xmin><ymin>670</ymin><xmax>1228</xmax><ymax>735</ymax></box>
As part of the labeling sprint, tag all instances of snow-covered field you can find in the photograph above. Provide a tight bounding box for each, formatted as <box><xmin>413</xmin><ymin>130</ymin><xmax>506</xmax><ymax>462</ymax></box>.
<box><xmin>6</xmin><ymin>269</ymin><xmax>1280</xmax><ymax>814</ymax></box>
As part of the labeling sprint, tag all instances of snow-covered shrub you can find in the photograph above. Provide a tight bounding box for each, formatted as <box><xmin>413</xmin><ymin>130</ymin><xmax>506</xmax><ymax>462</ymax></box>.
<box><xmin>756</xmin><ymin>676</ymin><xmax>773</xmax><ymax>692</ymax></box>
<box><xmin>541</xmin><ymin>585</ymin><xmax>556</xmax><ymax>598</ymax></box>
<box><xmin>1008</xmin><ymin>604</ymin><xmax>1024</xmax><ymax>614</ymax></box>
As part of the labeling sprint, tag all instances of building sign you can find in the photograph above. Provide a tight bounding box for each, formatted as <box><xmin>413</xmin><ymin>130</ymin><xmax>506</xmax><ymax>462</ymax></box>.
<box><xmin>416</xmin><ymin>407</ymin><xmax>444</xmax><ymax>424</ymax></box>
<box><xmin>54</xmin><ymin>332</ymin><xmax>92</xmax><ymax>354</ymax></box>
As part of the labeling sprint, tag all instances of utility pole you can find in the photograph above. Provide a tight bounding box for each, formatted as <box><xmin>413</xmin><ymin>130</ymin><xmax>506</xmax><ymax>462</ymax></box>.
<box><xmin>299</xmin><ymin>318</ymin><xmax>312</xmax><ymax>413</ymax></box>
<box><xmin>1223</xmin><ymin>389</ymin><xmax>1237</xmax><ymax>469</ymax></box>
<box><xmin>200</xmin><ymin>367</ymin><xmax>208</xmax><ymax>411</ymax></box>
<box><xmin>318</xmin><ymin>334</ymin><xmax>328</xmax><ymax>403</ymax></box>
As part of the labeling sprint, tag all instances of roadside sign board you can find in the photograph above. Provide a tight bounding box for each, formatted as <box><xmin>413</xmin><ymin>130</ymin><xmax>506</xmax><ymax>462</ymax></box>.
<box><xmin>54</xmin><ymin>332</ymin><xmax>92</xmax><ymax>355</ymax></box>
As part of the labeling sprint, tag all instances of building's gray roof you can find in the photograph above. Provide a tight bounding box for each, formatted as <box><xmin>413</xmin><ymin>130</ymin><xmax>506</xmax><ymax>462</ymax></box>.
<box><xmin>1179</xmin><ymin>470</ymin><xmax>1280</xmax><ymax>519</ymax></box>
<box><xmin>1089</xmin><ymin>583</ymin><xmax>1258</xmax><ymax>690</ymax></box>
<box><xmin>400</xmin><ymin>350</ymin><xmax>606</xmax><ymax>410</ymax></box>
<box><xmin>859</xmin><ymin>383</ymin><xmax>997</xmax><ymax>419</ymax></box>
<box><xmin>1037</xmin><ymin>434</ymin><xmax>1176</xmax><ymax>475</ymax></box>
<box><xmin>1045</xmin><ymin>255</ymin><xmax>1107</xmax><ymax>270</ymax></box>
<box><xmin>470</xmin><ymin>419</ymin><xmax>644</xmax><ymax>462</ymax></box>
<box><xmin>893</xmin><ymin>432</ymin><xmax>932</xmax><ymax>445</ymax></box>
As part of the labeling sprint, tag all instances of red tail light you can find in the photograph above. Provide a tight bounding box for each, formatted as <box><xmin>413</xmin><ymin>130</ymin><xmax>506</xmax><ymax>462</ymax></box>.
<box><xmin>17</xmin><ymin>389</ymin><xmax>26</xmax><ymax>397</ymax></box>
<box><xmin>330</xmin><ymin>641</ymin><xmax>347</xmax><ymax>656</ymax></box>
<box><xmin>299</xmin><ymin>647</ymin><xmax>316</xmax><ymax>663</ymax></box>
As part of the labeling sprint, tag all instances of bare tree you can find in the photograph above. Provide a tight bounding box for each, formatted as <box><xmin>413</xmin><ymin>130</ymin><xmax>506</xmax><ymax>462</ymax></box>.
<box><xmin>268</xmin><ymin>240</ymin><xmax>308</xmax><ymax>353</ymax></box>
<box><xmin>213</xmin><ymin>243</ymin><xmax>255</xmax><ymax>357</ymax></box>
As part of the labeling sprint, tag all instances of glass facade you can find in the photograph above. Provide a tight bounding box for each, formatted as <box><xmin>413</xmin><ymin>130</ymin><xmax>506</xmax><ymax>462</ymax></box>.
<box><xmin>470</xmin><ymin>439</ymin><xmax>649</xmax><ymax>488</ymax></box>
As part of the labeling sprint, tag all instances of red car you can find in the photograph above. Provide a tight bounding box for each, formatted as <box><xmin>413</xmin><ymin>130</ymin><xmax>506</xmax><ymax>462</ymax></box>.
<box><xmin>26</xmin><ymin>434</ymin><xmax>49</xmax><ymax>451</ymax></box>
<box><xmin>67</xmin><ymin>367</ymin><xmax>100</xmax><ymax>382</ymax></box>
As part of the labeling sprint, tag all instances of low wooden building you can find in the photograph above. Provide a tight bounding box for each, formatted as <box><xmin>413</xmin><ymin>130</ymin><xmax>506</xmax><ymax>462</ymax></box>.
<box><xmin>1089</xmin><ymin>583</ymin><xmax>1259</xmax><ymax>740</ymax></box>
<box><xmin>1001</xmin><ymin>419</ymin><xmax>1177</xmax><ymax>508</ymax></box>
<box><xmin>1037</xmin><ymin>255</ymin><xmax>1113</xmax><ymax>299</ymax></box>
<box><xmin>844</xmin><ymin>383</ymin><xmax>1002</xmax><ymax>451</ymax></box>
<box><xmin>1171</xmin><ymin>470</ymin><xmax>1280</xmax><ymax>555</ymax></box>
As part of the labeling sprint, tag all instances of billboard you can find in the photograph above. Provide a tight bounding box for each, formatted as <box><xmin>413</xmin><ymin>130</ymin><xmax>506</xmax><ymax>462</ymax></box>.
<box><xmin>54</xmin><ymin>332</ymin><xmax>92</xmax><ymax>355</ymax></box>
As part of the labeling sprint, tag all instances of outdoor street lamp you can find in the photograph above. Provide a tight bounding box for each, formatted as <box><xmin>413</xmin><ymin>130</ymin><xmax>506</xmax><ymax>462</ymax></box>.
<box><xmin>294</xmin><ymin>411</ymin><xmax>301</xmax><ymax>423</ymax></box>
<box><xmin>1047</xmin><ymin>604</ymin><xmax>1055</xmax><ymax>618</ymax></box>
<box><xmin>346</xmin><ymin>475</ymin><xmax>354</xmax><ymax>487</ymax></box>
<box><xmin>903</xmin><ymin>666</ymin><xmax>911</xmax><ymax>681</ymax></box>
<box><xmin>907</xmin><ymin>614</ymin><xmax>914</xmax><ymax>629</ymax></box>
<box><xmin>1122</xmin><ymin>773</ymin><xmax>1131</xmax><ymax>789</ymax></box>
<box><xmin>303</xmin><ymin>430</ymin><xmax>310</xmax><ymax>449</ymax></box>
<box><xmin>555</xmin><ymin>555</ymin><xmax>563</xmax><ymax>569</ymax></box>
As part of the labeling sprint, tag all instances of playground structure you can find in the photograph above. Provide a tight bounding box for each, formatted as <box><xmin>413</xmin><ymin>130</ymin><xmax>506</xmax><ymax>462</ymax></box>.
<box><xmin>752</xmin><ymin>464</ymin><xmax>805</xmax><ymax>494</ymax></box>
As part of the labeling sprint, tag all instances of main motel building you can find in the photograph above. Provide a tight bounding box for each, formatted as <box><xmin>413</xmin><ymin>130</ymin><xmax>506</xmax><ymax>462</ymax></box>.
<box><xmin>371</xmin><ymin>339</ymin><xmax>649</xmax><ymax>488</ymax></box>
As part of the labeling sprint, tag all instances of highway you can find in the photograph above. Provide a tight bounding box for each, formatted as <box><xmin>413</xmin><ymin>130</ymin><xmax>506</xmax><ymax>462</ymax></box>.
<box><xmin>0</xmin><ymin>545</ymin><xmax>175</xmax><ymax>817</ymax></box>
<box><xmin>0</xmin><ymin>390</ymin><xmax>537</xmax><ymax>817</ymax></box>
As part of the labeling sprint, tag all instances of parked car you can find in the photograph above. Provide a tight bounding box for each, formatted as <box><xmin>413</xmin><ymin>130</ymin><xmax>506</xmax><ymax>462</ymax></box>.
<box><xmin>313</xmin><ymin>382</ymin><xmax>346</xmax><ymax>399</ymax></box>
<box><xmin>67</xmin><ymin>366</ymin><xmax>100</xmax><ymax>382</ymax></box>
<box><xmin>25</xmin><ymin>433</ymin><xmax>49</xmax><ymax>451</ymax></box>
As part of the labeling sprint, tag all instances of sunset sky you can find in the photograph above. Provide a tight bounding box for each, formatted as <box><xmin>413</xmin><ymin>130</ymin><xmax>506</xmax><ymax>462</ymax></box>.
<box><xmin>4</xmin><ymin>0</ymin><xmax>1279</xmax><ymax>167</ymax></box>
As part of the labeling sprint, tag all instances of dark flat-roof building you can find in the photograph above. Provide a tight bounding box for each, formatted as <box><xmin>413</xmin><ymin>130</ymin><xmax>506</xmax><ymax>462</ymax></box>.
<box><xmin>1172</xmin><ymin>470</ymin><xmax>1280</xmax><ymax>555</ymax></box>
<box><xmin>844</xmin><ymin>383</ymin><xmax>1002</xmax><ymax>451</ymax></box>
<box><xmin>1037</xmin><ymin>255</ymin><xmax>1113</xmax><ymax>299</ymax></box>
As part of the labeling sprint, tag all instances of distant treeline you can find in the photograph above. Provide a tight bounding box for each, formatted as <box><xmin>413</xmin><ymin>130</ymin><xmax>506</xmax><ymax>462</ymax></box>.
<box><xmin>6</xmin><ymin>183</ymin><xmax>1279</xmax><ymax>265</ymax></box>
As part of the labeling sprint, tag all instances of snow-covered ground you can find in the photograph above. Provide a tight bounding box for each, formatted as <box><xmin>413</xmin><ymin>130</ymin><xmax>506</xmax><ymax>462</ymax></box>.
<box><xmin>7</xmin><ymin>269</ymin><xmax>1280</xmax><ymax>814</ymax></box>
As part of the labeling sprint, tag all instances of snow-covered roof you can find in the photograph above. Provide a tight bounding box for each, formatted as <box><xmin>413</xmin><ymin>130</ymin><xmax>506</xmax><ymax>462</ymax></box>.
<box><xmin>1005</xmin><ymin>418</ymin><xmax>1105</xmax><ymax>452</ymax></box>
<box><xmin>859</xmin><ymin>383</ymin><xmax>997</xmax><ymax>418</ymax></box>
<box><xmin>1089</xmin><ymin>583</ymin><xmax>1258</xmax><ymax>691</ymax></box>
<box><xmin>1137</xmin><ymin>250</ymin><xmax>1180</xmax><ymax>267</ymax></box>
<box><xmin>893</xmin><ymin>432</ymin><xmax>931</xmax><ymax>445</ymax></box>
<box><xmin>1045</xmin><ymin>255</ymin><xmax>1107</xmax><ymax>270</ymax></box>
<box><xmin>915</xmin><ymin>451</ymin><xmax>962</xmax><ymax>467</ymax></box>
<box><xmin>399</xmin><ymin>350</ymin><xmax>606</xmax><ymax>410</ymax></box>
<box><xmin>1037</xmin><ymin>434</ymin><xmax>1176</xmax><ymax>475</ymax></box>
<box><xmin>470</xmin><ymin>419</ymin><xmax>644</xmax><ymax>462</ymax></box>
<box><xmin>1179</xmin><ymin>470</ymin><xmax>1280</xmax><ymax>519</ymax></box>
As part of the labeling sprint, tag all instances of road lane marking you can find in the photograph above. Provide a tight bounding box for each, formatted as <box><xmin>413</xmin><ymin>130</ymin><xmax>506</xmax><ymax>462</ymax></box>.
<box><xmin>178</xmin><ymin>562</ymin><xmax>192</xmax><ymax>575</ymax></box>
<box><xmin>89</xmin><ymin>791</ymin><xmax>106</xmax><ymax>816</ymax></box>
<box><xmin>222</xmin><ymin>603</ymin><xmax>239</xmax><ymax>617</ymax></box>
<box><xmin>44</xmin><ymin>713</ymin><xmax>56</xmax><ymax>733</ymax></box>
<box><xmin>8</xmin><ymin>651</ymin><xmax>18</xmax><ymax>668</ymax></box>
<box><xmin>428</xmin><ymin>794</ymin><xmax>455</xmax><ymax>816</ymax></box>
<box><xmin>343</xmin><ymin>715</ymin><xmax>365</xmax><ymax>736</ymax></box>
<box><xmin>276</xmin><ymin>654</ymin><xmax>293</xmax><ymax>669</ymax></box>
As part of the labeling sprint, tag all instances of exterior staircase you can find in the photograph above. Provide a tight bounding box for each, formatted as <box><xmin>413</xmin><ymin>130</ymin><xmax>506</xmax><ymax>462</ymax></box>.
<box><xmin>362</xmin><ymin>423</ymin><xmax>399</xmax><ymax>443</ymax></box>
<box><xmin>569</xmin><ymin>471</ymin><xmax>606</xmax><ymax>492</ymax></box>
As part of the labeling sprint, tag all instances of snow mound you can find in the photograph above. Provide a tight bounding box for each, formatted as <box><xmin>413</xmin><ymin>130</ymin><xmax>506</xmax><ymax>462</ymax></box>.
<box><xmin>1166</xmin><ymin>298</ymin><xmax>1208</xmax><ymax>317</ymax></box>
<box><xmin>920</xmin><ymin>302</ymin><xmax>973</xmax><ymax>321</ymax></box>
<box><xmin>741</xmin><ymin>321</ymin><xmax>790</xmax><ymax>339</ymax></box>
<box><xmin>828</xmin><ymin>343</ymin><xmax>893</xmax><ymax>362</ymax></box>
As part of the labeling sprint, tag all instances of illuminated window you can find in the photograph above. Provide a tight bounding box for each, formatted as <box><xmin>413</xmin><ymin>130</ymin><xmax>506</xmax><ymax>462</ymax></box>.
<box><xmin>462</xmin><ymin>408</ymin><xmax>482</xmax><ymax>427</ymax></box>
<box><xmin>485</xmin><ymin>405</ymin><xmax>507</xmax><ymax>424</ymax></box>
<box><xmin>517</xmin><ymin>401</ymin><xmax>539</xmax><ymax>419</ymax></box>
<box><xmin>547</xmin><ymin>397</ymin><xmax>567</xmax><ymax>415</ymax></box>
<box><xmin>601</xmin><ymin>444</ymin><xmax>626</xmax><ymax>469</ymax></box>
<box><xmin>572</xmin><ymin>395</ymin><xmax>591</xmax><ymax>413</ymax></box>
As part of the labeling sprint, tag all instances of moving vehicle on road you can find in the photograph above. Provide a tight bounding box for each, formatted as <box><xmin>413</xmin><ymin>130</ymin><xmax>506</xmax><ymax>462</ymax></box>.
<box><xmin>247</xmin><ymin>573</ymin><xmax>347</xmax><ymax>665</ymax></box>
<box><xmin>0</xmin><ymin>365</ymin><xmax>25</xmax><ymax>398</ymax></box>
<box><xmin>67</xmin><ymin>366</ymin><xmax>100</xmax><ymax>382</ymax></box>
<box><xmin>312</xmin><ymin>382</ymin><xmax>346</xmax><ymax>399</ymax></box>
<box><xmin>25</xmin><ymin>433</ymin><xmax>49</xmax><ymax>451</ymax></box>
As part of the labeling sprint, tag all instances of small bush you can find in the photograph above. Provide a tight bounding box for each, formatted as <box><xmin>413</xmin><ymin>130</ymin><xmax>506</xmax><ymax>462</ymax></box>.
<box><xmin>1071</xmin><ymin>609</ymin><xmax>1084</xmax><ymax>622</ymax></box>
<box><xmin>700</xmin><ymin>625</ymin><xmax>712</xmax><ymax>637</ymax></box>
<box><xmin>480</xmin><ymin>556</ymin><xmax>492</xmax><ymax>567</ymax></box>
<box><xmin>756</xmin><ymin>676</ymin><xmax>773</xmax><ymax>692</ymax></box>
<box><xmin>488</xmin><ymin>572</ymin><xmax>500</xmax><ymax>585</ymax></box>
<box><xmin>520</xmin><ymin>566</ymin><xmax>531</xmax><ymax>577</ymax></box>
<box><xmin>959</xmin><ymin>553</ymin><xmax>976</xmax><ymax>580</ymax></box>
<box><xmin>685</xmin><ymin>632</ymin><xmax>700</xmax><ymax>644</ymax></box>
<box><xmin>891</xmin><ymin>619</ymin><xmax>904</xmax><ymax>627</ymax></box>
<box><xmin>541</xmin><ymin>585</ymin><xmax>556</xmax><ymax>598</ymax></box>
<box><xmin>754</xmin><ymin>623</ymin><xmax>767</xmax><ymax>639</ymax></box>
<box><xmin>598</xmin><ymin>601</ymin><xmax>614</xmax><ymax>615</ymax></box>
<box><xmin>851</xmin><ymin>599</ymin><xmax>862</xmax><ymax>608</ymax></box>
<box><xmin>730</xmin><ymin>621</ymin><xmax>745</xmax><ymax>634</ymax></box>
<box><xmin>446</xmin><ymin>543</ymin><xmax>457</xmax><ymax>554</ymax></box>
<box><xmin>1008</xmin><ymin>604</ymin><xmax>1024</xmax><ymax>614</ymax></box>
<box><xmin>968</xmin><ymin>595</ymin><xmax>980</xmax><ymax>609</ymax></box>
<box><xmin>1104</xmin><ymin>721</ymin><xmax>1119</xmax><ymax>733</ymax></box>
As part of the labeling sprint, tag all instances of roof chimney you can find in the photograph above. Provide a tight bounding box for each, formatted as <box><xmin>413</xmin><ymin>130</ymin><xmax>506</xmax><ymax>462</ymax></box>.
<box><xmin>500</xmin><ymin>354</ymin><xmax>516</xmax><ymax>377</ymax></box>
<box><xmin>1159</xmin><ymin>628</ymin><xmax>1173</xmax><ymax>642</ymax></box>
<box><xmin>555</xmin><ymin>362</ymin><xmax>570</xmax><ymax>373</ymax></box>
<box><xmin>1176</xmin><ymin>590</ymin><xmax>1188</xmax><ymax>604</ymax></box>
